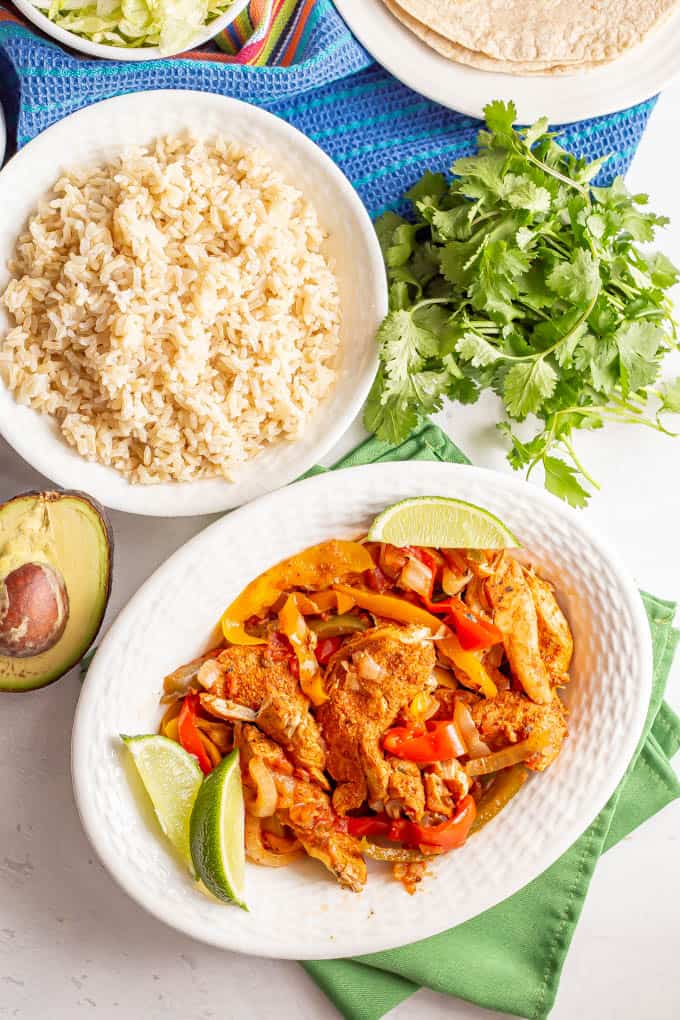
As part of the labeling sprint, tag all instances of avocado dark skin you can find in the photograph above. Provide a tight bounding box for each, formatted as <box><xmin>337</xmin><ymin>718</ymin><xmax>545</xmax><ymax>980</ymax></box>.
<box><xmin>0</xmin><ymin>490</ymin><xmax>113</xmax><ymax>692</ymax></box>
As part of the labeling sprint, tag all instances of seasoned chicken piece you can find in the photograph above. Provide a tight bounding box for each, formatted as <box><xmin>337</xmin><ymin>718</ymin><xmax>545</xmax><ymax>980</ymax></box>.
<box><xmin>317</xmin><ymin>624</ymin><xmax>436</xmax><ymax>815</ymax></box>
<box><xmin>210</xmin><ymin>644</ymin><xmax>326</xmax><ymax>780</ymax></box>
<box><xmin>234</xmin><ymin>720</ymin><xmax>295</xmax><ymax>775</ymax></box>
<box><xmin>432</xmin><ymin>687</ymin><xmax>479</xmax><ymax>721</ymax></box>
<box><xmin>423</xmin><ymin>772</ymin><xmax>454</xmax><ymax>817</ymax></box>
<box><xmin>430</xmin><ymin>759</ymin><xmax>470</xmax><ymax>801</ymax></box>
<box><xmin>386</xmin><ymin>757</ymin><xmax>425</xmax><ymax>820</ymax></box>
<box><xmin>523</xmin><ymin>569</ymin><xmax>573</xmax><ymax>685</ymax></box>
<box><xmin>471</xmin><ymin>690</ymin><xmax>568</xmax><ymax>771</ymax></box>
<box><xmin>485</xmin><ymin>554</ymin><xmax>552</xmax><ymax>704</ymax></box>
<box><xmin>234</xmin><ymin>724</ymin><xmax>366</xmax><ymax>892</ymax></box>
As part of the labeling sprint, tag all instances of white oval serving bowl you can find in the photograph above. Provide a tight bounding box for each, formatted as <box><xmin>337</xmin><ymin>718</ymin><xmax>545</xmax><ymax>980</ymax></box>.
<box><xmin>11</xmin><ymin>0</ymin><xmax>250</xmax><ymax>60</ymax></box>
<box><xmin>72</xmin><ymin>461</ymin><xmax>652</xmax><ymax>959</ymax></box>
<box><xmin>0</xmin><ymin>90</ymin><xmax>386</xmax><ymax>516</ymax></box>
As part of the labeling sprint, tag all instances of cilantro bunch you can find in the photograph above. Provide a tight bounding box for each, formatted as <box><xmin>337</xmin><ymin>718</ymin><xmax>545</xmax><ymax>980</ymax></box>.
<box><xmin>365</xmin><ymin>100</ymin><xmax>680</xmax><ymax>506</ymax></box>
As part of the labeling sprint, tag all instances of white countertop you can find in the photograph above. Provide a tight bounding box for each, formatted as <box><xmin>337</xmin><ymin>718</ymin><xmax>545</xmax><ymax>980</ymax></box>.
<box><xmin>1</xmin><ymin>88</ymin><xmax>679</xmax><ymax>1020</ymax></box>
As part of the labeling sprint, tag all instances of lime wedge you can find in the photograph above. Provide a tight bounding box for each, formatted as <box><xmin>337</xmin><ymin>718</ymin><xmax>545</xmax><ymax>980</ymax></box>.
<box><xmin>122</xmin><ymin>734</ymin><xmax>203</xmax><ymax>868</ymax></box>
<box><xmin>190</xmin><ymin>748</ymin><xmax>247</xmax><ymax>909</ymax></box>
<box><xmin>367</xmin><ymin>496</ymin><xmax>519</xmax><ymax>549</ymax></box>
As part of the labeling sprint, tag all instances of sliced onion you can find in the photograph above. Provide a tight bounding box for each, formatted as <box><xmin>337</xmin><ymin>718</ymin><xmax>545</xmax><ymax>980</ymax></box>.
<box><xmin>354</xmin><ymin>652</ymin><xmax>384</xmax><ymax>681</ymax></box>
<box><xmin>379</xmin><ymin>543</ymin><xmax>408</xmax><ymax>579</ymax></box>
<box><xmin>194</xmin><ymin>716</ymin><xmax>233</xmax><ymax>753</ymax></box>
<box><xmin>359</xmin><ymin>839</ymin><xmax>431</xmax><ymax>863</ymax></box>
<box><xmin>198</xmin><ymin>730</ymin><xmax>222</xmax><ymax>768</ymax></box>
<box><xmin>454</xmin><ymin>700</ymin><xmax>491</xmax><ymax>758</ymax></box>
<box><xmin>245</xmin><ymin>815</ymin><xmax>301</xmax><ymax>867</ymax></box>
<box><xmin>197</xmin><ymin>658</ymin><xmax>222</xmax><ymax>691</ymax></box>
<box><xmin>465</xmin><ymin>730</ymin><xmax>549</xmax><ymax>777</ymax></box>
<box><xmin>200</xmin><ymin>694</ymin><xmax>257</xmax><ymax>722</ymax></box>
<box><xmin>271</xmin><ymin>772</ymin><xmax>296</xmax><ymax>808</ymax></box>
<box><xmin>244</xmin><ymin>757</ymin><xmax>279</xmax><ymax>818</ymax></box>
<box><xmin>261</xmin><ymin>829</ymin><xmax>301</xmax><ymax>855</ymax></box>
<box><xmin>163</xmin><ymin>650</ymin><xmax>220</xmax><ymax>697</ymax></box>
<box><xmin>399</xmin><ymin>556</ymin><xmax>434</xmax><ymax>598</ymax></box>
<box><xmin>441</xmin><ymin>566</ymin><xmax>472</xmax><ymax>596</ymax></box>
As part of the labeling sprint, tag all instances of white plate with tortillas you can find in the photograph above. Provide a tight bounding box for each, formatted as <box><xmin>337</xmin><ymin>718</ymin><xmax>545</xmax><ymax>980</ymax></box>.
<box><xmin>335</xmin><ymin>0</ymin><xmax>680</xmax><ymax>123</ymax></box>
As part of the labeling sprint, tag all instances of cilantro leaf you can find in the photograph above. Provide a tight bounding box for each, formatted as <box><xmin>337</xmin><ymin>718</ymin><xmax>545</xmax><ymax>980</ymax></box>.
<box><xmin>456</xmin><ymin>332</ymin><xmax>502</xmax><ymax>367</ymax></box>
<box><xmin>546</xmin><ymin>249</ymin><xmax>600</xmax><ymax>305</ymax></box>
<box><xmin>503</xmin><ymin>359</ymin><xmax>557</xmax><ymax>418</ymax></box>
<box><xmin>543</xmin><ymin>456</ymin><xmax>590</xmax><ymax>508</ymax></box>
<box><xmin>614</xmin><ymin>321</ymin><xmax>663</xmax><ymax>395</ymax></box>
<box><xmin>406</xmin><ymin>171</ymin><xmax>448</xmax><ymax>204</ymax></box>
<box><xmin>659</xmin><ymin>376</ymin><xmax>680</xmax><ymax>413</ymax></box>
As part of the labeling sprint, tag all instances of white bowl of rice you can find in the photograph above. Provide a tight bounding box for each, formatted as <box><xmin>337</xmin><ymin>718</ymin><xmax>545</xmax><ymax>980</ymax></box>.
<box><xmin>0</xmin><ymin>90</ymin><xmax>387</xmax><ymax>516</ymax></box>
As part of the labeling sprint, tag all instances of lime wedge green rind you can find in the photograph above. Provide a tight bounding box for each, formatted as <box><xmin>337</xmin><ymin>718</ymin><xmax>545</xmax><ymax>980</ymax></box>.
<box><xmin>122</xmin><ymin>733</ymin><xmax>203</xmax><ymax>869</ymax></box>
<box><xmin>190</xmin><ymin>748</ymin><xmax>247</xmax><ymax>910</ymax></box>
<box><xmin>367</xmin><ymin>496</ymin><xmax>520</xmax><ymax>549</ymax></box>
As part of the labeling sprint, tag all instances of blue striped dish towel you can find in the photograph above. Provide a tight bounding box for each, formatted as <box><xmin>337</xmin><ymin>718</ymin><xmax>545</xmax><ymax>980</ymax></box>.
<box><xmin>0</xmin><ymin>0</ymin><xmax>657</xmax><ymax>219</ymax></box>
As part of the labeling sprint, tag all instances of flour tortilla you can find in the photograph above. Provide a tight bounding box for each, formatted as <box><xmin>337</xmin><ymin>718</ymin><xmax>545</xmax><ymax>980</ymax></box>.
<box><xmin>386</xmin><ymin>0</ymin><xmax>680</xmax><ymax>64</ymax></box>
<box><xmin>382</xmin><ymin>0</ymin><xmax>603</xmax><ymax>74</ymax></box>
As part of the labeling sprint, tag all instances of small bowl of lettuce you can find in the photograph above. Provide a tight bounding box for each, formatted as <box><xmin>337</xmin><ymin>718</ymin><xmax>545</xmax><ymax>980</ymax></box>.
<box><xmin>13</xmin><ymin>0</ymin><xmax>249</xmax><ymax>59</ymax></box>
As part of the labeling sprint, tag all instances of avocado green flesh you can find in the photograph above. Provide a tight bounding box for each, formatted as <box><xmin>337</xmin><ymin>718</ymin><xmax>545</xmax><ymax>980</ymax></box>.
<box><xmin>0</xmin><ymin>492</ymin><xmax>112</xmax><ymax>691</ymax></box>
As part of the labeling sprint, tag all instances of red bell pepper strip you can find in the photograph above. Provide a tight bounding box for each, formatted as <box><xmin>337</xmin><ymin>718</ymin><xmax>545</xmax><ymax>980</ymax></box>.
<box><xmin>404</xmin><ymin>546</ymin><xmax>437</xmax><ymax>571</ymax></box>
<box><xmin>346</xmin><ymin>796</ymin><xmax>476</xmax><ymax>849</ymax></box>
<box><xmin>382</xmin><ymin>720</ymin><xmax>465</xmax><ymax>763</ymax></box>
<box><xmin>413</xmin><ymin>589</ymin><xmax>502</xmax><ymax>652</ymax></box>
<box><xmin>344</xmin><ymin>816</ymin><xmax>392</xmax><ymax>838</ymax></box>
<box><xmin>315</xmin><ymin>636</ymin><xmax>343</xmax><ymax>665</ymax></box>
<box><xmin>397</xmin><ymin>796</ymin><xmax>477</xmax><ymax>849</ymax></box>
<box><xmin>446</xmin><ymin>599</ymin><xmax>503</xmax><ymax>652</ymax></box>
<box><xmin>177</xmin><ymin>692</ymin><xmax>213</xmax><ymax>775</ymax></box>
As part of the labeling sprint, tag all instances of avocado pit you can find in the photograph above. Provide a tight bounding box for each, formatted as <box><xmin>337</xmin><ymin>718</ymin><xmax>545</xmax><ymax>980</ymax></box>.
<box><xmin>0</xmin><ymin>562</ymin><xmax>69</xmax><ymax>657</ymax></box>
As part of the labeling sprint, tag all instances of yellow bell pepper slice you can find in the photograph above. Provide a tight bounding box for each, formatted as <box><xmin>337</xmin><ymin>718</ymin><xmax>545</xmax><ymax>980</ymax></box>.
<box><xmin>221</xmin><ymin>540</ymin><xmax>374</xmax><ymax>646</ymax></box>
<box><xmin>439</xmin><ymin>633</ymin><xmax>498</xmax><ymax>698</ymax></box>
<box><xmin>279</xmin><ymin>594</ymin><xmax>328</xmax><ymax>706</ymax></box>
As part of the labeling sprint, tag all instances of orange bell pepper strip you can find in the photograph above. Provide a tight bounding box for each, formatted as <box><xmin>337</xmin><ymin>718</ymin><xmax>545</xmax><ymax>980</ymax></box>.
<box><xmin>333</xmin><ymin>585</ymin><xmax>446</xmax><ymax>630</ymax></box>
<box><xmin>292</xmin><ymin>590</ymin><xmax>338</xmax><ymax>614</ymax></box>
<box><xmin>279</xmin><ymin>595</ymin><xmax>329</xmax><ymax>706</ymax></box>
<box><xmin>221</xmin><ymin>541</ymin><xmax>374</xmax><ymax>646</ymax></box>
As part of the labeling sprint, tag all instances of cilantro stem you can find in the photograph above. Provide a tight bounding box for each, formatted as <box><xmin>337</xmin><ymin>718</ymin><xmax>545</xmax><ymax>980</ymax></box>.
<box><xmin>562</xmin><ymin>437</ymin><xmax>601</xmax><ymax>491</ymax></box>
<box><xmin>411</xmin><ymin>297</ymin><xmax>454</xmax><ymax>312</ymax></box>
<box><xmin>502</xmin><ymin>291</ymin><xmax>598</xmax><ymax>364</ymax></box>
<box><xmin>524</xmin><ymin>150</ymin><xmax>589</xmax><ymax>196</ymax></box>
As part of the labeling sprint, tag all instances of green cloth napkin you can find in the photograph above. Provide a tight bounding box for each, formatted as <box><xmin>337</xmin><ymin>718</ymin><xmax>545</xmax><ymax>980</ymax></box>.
<box><xmin>303</xmin><ymin>421</ymin><xmax>680</xmax><ymax>1020</ymax></box>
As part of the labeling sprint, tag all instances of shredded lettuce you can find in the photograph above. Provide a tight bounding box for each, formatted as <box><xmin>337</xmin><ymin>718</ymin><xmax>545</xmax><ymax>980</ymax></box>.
<box><xmin>31</xmin><ymin>0</ymin><xmax>234</xmax><ymax>53</ymax></box>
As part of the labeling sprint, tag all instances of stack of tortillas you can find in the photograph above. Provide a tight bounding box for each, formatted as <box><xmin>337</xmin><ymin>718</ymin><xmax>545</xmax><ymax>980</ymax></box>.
<box><xmin>381</xmin><ymin>0</ymin><xmax>680</xmax><ymax>75</ymax></box>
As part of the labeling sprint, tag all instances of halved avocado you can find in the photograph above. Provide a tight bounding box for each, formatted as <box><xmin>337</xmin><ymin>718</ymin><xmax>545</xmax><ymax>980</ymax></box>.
<box><xmin>0</xmin><ymin>491</ymin><xmax>113</xmax><ymax>692</ymax></box>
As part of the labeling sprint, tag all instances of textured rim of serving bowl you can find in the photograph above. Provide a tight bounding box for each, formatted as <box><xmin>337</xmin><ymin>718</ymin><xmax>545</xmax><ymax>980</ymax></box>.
<box><xmin>11</xmin><ymin>0</ymin><xmax>251</xmax><ymax>60</ymax></box>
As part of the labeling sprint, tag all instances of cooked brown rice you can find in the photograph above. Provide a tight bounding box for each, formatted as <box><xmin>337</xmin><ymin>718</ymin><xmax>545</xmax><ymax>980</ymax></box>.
<box><xmin>0</xmin><ymin>134</ymin><xmax>341</xmax><ymax>484</ymax></box>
